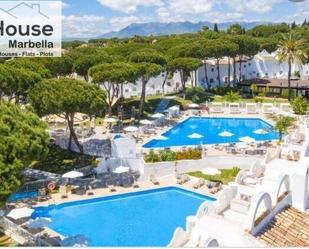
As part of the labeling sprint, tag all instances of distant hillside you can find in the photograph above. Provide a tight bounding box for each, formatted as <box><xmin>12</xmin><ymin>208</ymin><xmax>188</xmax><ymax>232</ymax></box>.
<box><xmin>100</xmin><ymin>21</ymin><xmax>268</xmax><ymax>39</ymax></box>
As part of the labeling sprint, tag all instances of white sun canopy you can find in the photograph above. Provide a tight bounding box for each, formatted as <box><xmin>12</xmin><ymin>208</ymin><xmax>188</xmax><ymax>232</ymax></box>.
<box><xmin>7</xmin><ymin>207</ymin><xmax>34</xmax><ymax>220</ymax></box>
<box><xmin>62</xmin><ymin>171</ymin><xmax>83</xmax><ymax>179</ymax></box>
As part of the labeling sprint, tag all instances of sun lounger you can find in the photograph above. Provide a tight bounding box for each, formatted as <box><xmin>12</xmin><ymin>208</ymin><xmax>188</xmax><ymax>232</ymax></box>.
<box><xmin>108</xmin><ymin>185</ymin><xmax>117</xmax><ymax>192</ymax></box>
<box><xmin>72</xmin><ymin>186</ymin><xmax>87</xmax><ymax>195</ymax></box>
<box><xmin>280</xmin><ymin>103</ymin><xmax>292</xmax><ymax>113</ymax></box>
<box><xmin>177</xmin><ymin>174</ymin><xmax>190</xmax><ymax>185</ymax></box>
<box><xmin>246</xmin><ymin>103</ymin><xmax>258</xmax><ymax>114</ymax></box>
<box><xmin>209</xmin><ymin>183</ymin><xmax>222</xmax><ymax>194</ymax></box>
<box><xmin>211</xmin><ymin>102</ymin><xmax>224</xmax><ymax>113</ymax></box>
<box><xmin>193</xmin><ymin>179</ymin><xmax>205</xmax><ymax>189</ymax></box>
<box><xmin>262</xmin><ymin>103</ymin><xmax>274</xmax><ymax>114</ymax></box>
<box><xmin>149</xmin><ymin>175</ymin><xmax>160</xmax><ymax>185</ymax></box>
<box><xmin>90</xmin><ymin>179</ymin><xmax>106</xmax><ymax>189</ymax></box>
<box><xmin>229</xmin><ymin>103</ymin><xmax>241</xmax><ymax>114</ymax></box>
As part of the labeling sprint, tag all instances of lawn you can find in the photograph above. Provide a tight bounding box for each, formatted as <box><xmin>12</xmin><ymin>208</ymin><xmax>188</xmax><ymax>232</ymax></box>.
<box><xmin>188</xmin><ymin>167</ymin><xmax>241</xmax><ymax>185</ymax></box>
<box><xmin>31</xmin><ymin>144</ymin><xmax>97</xmax><ymax>174</ymax></box>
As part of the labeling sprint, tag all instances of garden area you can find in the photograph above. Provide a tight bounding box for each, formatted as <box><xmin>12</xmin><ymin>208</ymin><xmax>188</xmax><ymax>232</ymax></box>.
<box><xmin>30</xmin><ymin>144</ymin><xmax>98</xmax><ymax>174</ymax></box>
<box><xmin>188</xmin><ymin>167</ymin><xmax>241</xmax><ymax>185</ymax></box>
<box><xmin>143</xmin><ymin>148</ymin><xmax>202</xmax><ymax>163</ymax></box>
<box><xmin>113</xmin><ymin>94</ymin><xmax>193</xmax><ymax>120</ymax></box>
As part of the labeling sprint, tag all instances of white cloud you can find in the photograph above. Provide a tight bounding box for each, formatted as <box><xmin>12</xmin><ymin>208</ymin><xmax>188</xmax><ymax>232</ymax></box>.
<box><xmin>157</xmin><ymin>0</ymin><xmax>216</xmax><ymax>22</ymax></box>
<box><xmin>226</xmin><ymin>0</ymin><xmax>282</xmax><ymax>14</ymax></box>
<box><xmin>62</xmin><ymin>15</ymin><xmax>107</xmax><ymax>38</ymax></box>
<box><xmin>97</xmin><ymin>0</ymin><xmax>163</xmax><ymax>13</ymax></box>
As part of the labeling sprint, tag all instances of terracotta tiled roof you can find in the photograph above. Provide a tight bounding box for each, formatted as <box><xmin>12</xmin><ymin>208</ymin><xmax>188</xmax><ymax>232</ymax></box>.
<box><xmin>256</xmin><ymin>207</ymin><xmax>309</xmax><ymax>247</ymax></box>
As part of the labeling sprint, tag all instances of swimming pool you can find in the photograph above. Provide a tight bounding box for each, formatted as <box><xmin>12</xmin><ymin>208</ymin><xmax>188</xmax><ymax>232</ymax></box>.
<box><xmin>143</xmin><ymin>117</ymin><xmax>279</xmax><ymax>148</ymax></box>
<box><xmin>32</xmin><ymin>187</ymin><xmax>214</xmax><ymax>246</ymax></box>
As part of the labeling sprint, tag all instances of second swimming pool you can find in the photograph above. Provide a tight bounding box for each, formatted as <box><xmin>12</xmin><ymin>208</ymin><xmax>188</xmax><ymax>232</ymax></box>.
<box><xmin>143</xmin><ymin>117</ymin><xmax>279</xmax><ymax>148</ymax></box>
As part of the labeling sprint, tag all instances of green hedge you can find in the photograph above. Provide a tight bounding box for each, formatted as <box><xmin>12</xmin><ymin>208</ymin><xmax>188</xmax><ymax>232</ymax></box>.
<box><xmin>144</xmin><ymin>148</ymin><xmax>202</xmax><ymax>163</ymax></box>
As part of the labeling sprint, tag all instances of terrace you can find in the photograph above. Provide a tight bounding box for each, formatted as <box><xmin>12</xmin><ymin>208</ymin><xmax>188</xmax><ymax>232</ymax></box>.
<box><xmin>2</xmin><ymin>94</ymin><xmax>309</xmax><ymax>247</ymax></box>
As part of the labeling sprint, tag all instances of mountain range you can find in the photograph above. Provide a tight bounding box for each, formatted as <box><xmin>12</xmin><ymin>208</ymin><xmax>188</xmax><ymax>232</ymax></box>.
<box><xmin>100</xmin><ymin>21</ymin><xmax>268</xmax><ymax>39</ymax></box>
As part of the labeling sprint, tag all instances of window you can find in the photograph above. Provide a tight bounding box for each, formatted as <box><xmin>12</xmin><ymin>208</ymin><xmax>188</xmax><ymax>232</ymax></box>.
<box><xmin>210</xmin><ymin>78</ymin><xmax>214</xmax><ymax>83</ymax></box>
<box><xmin>211</xmin><ymin>68</ymin><xmax>215</xmax><ymax>72</ymax></box>
<box><xmin>248</xmin><ymin>63</ymin><xmax>251</xmax><ymax>66</ymax></box>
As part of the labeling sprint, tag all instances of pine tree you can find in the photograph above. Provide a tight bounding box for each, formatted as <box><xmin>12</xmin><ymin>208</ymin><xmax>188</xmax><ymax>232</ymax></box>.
<box><xmin>214</xmin><ymin>23</ymin><xmax>219</xmax><ymax>32</ymax></box>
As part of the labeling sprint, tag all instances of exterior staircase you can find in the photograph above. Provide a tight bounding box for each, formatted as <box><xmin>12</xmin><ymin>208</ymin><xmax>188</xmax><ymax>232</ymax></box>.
<box><xmin>256</xmin><ymin>207</ymin><xmax>309</xmax><ymax>247</ymax></box>
<box><xmin>155</xmin><ymin>98</ymin><xmax>171</xmax><ymax>113</ymax></box>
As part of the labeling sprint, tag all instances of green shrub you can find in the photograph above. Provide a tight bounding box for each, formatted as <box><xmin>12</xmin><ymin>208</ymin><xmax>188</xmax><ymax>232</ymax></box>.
<box><xmin>144</xmin><ymin>150</ymin><xmax>161</xmax><ymax>163</ymax></box>
<box><xmin>291</xmin><ymin>96</ymin><xmax>308</xmax><ymax>115</ymax></box>
<box><xmin>210</xmin><ymin>86</ymin><xmax>234</xmax><ymax>95</ymax></box>
<box><xmin>185</xmin><ymin>87</ymin><xmax>210</xmax><ymax>104</ymax></box>
<box><xmin>144</xmin><ymin>148</ymin><xmax>202</xmax><ymax>163</ymax></box>
<box><xmin>160</xmin><ymin>149</ymin><xmax>177</xmax><ymax>161</ymax></box>
<box><xmin>32</xmin><ymin>144</ymin><xmax>97</xmax><ymax>174</ymax></box>
<box><xmin>281</xmin><ymin>89</ymin><xmax>296</xmax><ymax>99</ymax></box>
<box><xmin>223</xmin><ymin>91</ymin><xmax>241</xmax><ymax>102</ymax></box>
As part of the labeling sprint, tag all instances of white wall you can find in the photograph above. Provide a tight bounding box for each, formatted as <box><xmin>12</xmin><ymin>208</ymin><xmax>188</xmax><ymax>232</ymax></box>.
<box><xmin>196</xmin><ymin>51</ymin><xmax>309</xmax><ymax>89</ymax></box>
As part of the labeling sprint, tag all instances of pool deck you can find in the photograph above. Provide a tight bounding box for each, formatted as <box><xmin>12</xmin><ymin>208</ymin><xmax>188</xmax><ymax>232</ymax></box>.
<box><xmin>36</xmin><ymin>174</ymin><xmax>217</xmax><ymax>207</ymax></box>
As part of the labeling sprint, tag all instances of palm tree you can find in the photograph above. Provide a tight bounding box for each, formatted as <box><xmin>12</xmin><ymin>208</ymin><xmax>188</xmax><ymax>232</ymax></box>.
<box><xmin>269</xmin><ymin>114</ymin><xmax>296</xmax><ymax>142</ymax></box>
<box><xmin>277</xmin><ymin>32</ymin><xmax>308</xmax><ymax>101</ymax></box>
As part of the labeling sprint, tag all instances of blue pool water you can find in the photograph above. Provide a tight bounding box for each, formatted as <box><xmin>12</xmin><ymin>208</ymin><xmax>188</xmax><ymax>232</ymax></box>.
<box><xmin>8</xmin><ymin>191</ymin><xmax>38</xmax><ymax>202</ymax></box>
<box><xmin>143</xmin><ymin>117</ymin><xmax>279</xmax><ymax>148</ymax></box>
<box><xmin>32</xmin><ymin>187</ymin><xmax>214</xmax><ymax>246</ymax></box>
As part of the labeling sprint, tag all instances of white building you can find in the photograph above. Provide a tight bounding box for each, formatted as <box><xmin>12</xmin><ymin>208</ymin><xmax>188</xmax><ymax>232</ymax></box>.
<box><xmin>196</xmin><ymin>50</ymin><xmax>309</xmax><ymax>89</ymax></box>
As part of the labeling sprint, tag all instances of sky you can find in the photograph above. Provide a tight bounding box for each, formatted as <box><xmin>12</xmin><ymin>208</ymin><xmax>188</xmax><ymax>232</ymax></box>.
<box><xmin>59</xmin><ymin>0</ymin><xmax>309</xmax><ymax>38</ymax></box>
